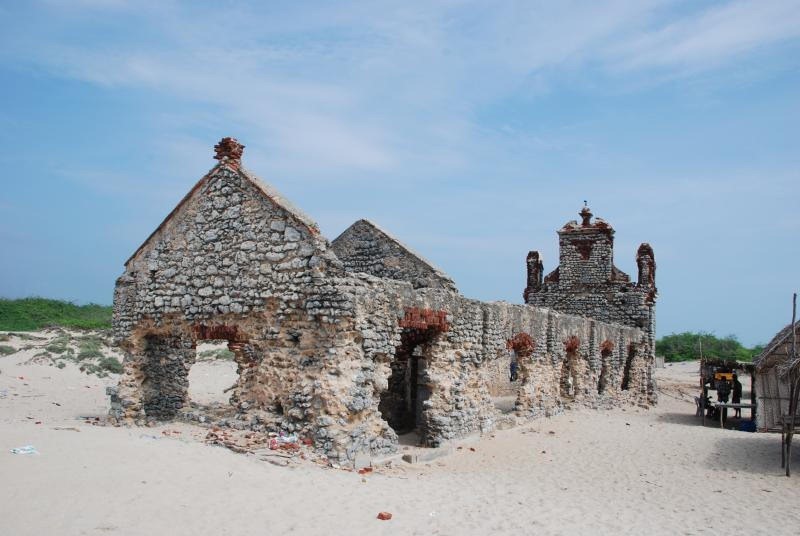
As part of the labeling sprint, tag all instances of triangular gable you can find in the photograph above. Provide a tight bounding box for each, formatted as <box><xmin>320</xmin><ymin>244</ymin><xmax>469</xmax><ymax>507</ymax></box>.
<box><xmin>331</xmin><ymin>219</ymin><xmax>457</xmax><ymax>291</ymax></box>
<box><xmin>124</xmin><ymin>162</ymin><xmax>320</xmax><ymax>267</ymax></box>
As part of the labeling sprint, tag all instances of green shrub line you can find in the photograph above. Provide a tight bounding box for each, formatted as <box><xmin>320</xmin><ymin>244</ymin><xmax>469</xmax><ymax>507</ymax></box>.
<box><xmin>656</xmin><ymin>331</ymin><xmax>764</xmax><ymax>363</ymax></box>
<box><xmin>0</xmin><ymin>297</ymin><xmax>112</xmax><ymax>331</ymax></box>
<box><xmin>198</xmin><ymin>347</ymin><xmax>235</xmax><ymax>361</ymax></box>
<box><xmin>2</xmin><ymin>299</ymin><xmax>767</xmax><ymax>368</ymax></box>
<box><xmin>46</xmin><ymin>335</ymin><xmax>71</xmax><ymax>354</ymax></box>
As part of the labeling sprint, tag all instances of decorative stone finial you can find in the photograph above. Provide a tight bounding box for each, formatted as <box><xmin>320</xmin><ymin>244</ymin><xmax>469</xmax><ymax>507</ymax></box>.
<box><xmin>579</xmin><ymin>203</ymin><xmax>593</xmax><ymax>226</ymax></box>
<box><xmin>214</xmin><ymin>137</ymin><xmax>245</xmax><ymax>165</ymax></box>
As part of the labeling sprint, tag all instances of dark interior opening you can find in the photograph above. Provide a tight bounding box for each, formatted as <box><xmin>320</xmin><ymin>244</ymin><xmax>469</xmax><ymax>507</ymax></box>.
<box><xmin>621</xmin><ymin>346</ymin><xmax>636</xmax><ymax>391</ymax></box>
<box><xmin>379</xmin><ymin>328</ymin><xmax>434</xmax><ymax>435</ymax></box>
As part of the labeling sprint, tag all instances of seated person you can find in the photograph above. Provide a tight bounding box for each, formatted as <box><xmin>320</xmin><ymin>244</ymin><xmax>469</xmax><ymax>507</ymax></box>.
<box><xmin>704</xmin><ymin>394</ymin><xmax>716</xmax><ymax>418</ymax></box>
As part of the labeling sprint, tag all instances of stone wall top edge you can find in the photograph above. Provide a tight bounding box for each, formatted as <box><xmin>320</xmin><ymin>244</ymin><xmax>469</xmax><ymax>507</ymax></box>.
<box><xmin>346</xmin><ymin>274</ymin><xmax>646</xmax><ymax>338</ymax></box>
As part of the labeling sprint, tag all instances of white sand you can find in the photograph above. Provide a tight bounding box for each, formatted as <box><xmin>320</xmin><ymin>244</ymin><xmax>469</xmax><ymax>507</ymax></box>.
<box><xmin>1</xmin><ymin>333</ymin><xmax>799</xmax><ymax>535</ymax></box>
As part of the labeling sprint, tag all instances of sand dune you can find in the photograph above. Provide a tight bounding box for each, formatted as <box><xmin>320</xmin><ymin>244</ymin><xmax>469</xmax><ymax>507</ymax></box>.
<box><xmin>1</xmin><ymin>332</ymin><xmax>798</xmax><ymax>535</ymax></box>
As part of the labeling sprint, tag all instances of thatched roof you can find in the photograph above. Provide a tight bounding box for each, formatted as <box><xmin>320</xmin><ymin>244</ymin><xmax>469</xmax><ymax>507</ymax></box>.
<box><xmin>754</xmin><ymin>321</ymin><xmax>800</xmax><ymax>372</ymax></box>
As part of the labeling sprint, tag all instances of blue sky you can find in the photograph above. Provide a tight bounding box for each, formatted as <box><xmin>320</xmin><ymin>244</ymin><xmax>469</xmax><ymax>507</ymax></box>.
<box><xmin>0</xmin><ymin>0</ymin><xmax>798</xmax><ymax>346</ymax></box>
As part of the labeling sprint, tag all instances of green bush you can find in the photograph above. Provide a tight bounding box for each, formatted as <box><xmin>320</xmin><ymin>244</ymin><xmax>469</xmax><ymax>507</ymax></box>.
<box><xmin>46</xmin><ymin>334</ymin><xmax>71</xmax><ymax>354</ymax></box>
<box><xmin>0</xmin><ymin>298</ymin><xmax>112</xmax><ymax>331</ymax></box>
<box><xmin>198</xmin><ymin>347</ymin><xmax>235</xmax><ymax>361</ymax></box>
<box><xmin>656</xmin><ymin>332</ymin><xmax>763</xmax><ymax>363</ymax></box>
<box><xmin>77</xmin><ymin>340</ymin><xmax>105</xmax><ymax>360</ymax></box>
<box><xmin>97</xmin><ymin>357</ymin><xmax>123</xmax><ymax>374</ymax></box>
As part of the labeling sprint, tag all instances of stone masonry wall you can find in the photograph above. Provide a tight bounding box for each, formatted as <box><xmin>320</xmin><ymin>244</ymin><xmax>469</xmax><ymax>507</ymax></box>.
<box><xmin>331</xmin><ymin>219</ymin><xmax>457</xmax><ymax>292</ymax></box>
<box><xmin>338</xmin><ymin>275</ymin><xmax>655</xmax><ymax>452</ymax></box>
<box><xmin>525</xmin><ymin>207</ymin><xmax>656</xmax><ymax>349</ymax></box>
<box><xmin>111</xmin><ymin>162</ymin><xmax>362</xmax><ymax>441</ymax></box>
<box><xmin>111</xmin><ymin>143</ymin><xmax>657</xmax><ymax>467</ymax></box>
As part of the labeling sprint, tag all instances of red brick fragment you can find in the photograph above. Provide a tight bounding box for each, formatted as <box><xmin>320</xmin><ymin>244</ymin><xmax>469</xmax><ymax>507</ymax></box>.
<box><xmin>506</xmin><ymin>332</ymin><xmax>535</xmax><ymax>358</ymax></box>
<box><xmin>399</xmin><ymin>308</ymin><xmax>449</xmax><ymax>333</ymax></box>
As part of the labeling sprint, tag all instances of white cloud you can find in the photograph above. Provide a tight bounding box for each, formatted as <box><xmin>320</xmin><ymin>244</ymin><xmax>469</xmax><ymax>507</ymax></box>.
<box><xmin>607</xmin><ymin>0</ymin><xmax>800</xmax><ymax>72</ymax></box>
<box><xmin>2</xmin><ymin>0</ymin><xmax>798</xmax><ymax>179</ymax></box>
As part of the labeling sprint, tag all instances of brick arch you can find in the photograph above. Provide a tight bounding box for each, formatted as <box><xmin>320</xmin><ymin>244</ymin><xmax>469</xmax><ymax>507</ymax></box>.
<box><xmin>191</xmin><ymin>323</ymin><xmax>249</xmax><ymax>343</ymax></box>
<box><xmin>398</xmin><ymin>307</ymin><xmax>449</xmax><ymax>334</ymax></box>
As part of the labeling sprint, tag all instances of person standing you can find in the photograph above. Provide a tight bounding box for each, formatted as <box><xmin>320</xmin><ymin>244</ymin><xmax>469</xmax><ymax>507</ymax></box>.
<box><xmin>732</xmin><ymin>374</ymin><xmax>743</xmax><ymax>418</ymax></box>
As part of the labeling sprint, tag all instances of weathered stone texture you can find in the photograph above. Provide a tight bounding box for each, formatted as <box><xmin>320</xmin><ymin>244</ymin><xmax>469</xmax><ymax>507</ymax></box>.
<box><xmin>331</xmin><ymin>219</ymin><xmax>457</xmax><ymax>292</ymax></box>
<box><xmin>110</xmin><ymin>142</ymin><xmax>657</xmax><ymax>467</ymax></box>
<box><xmin>525</xmin><ymin>206</ymin><xmax>657</xmax><ymax>350</ymax></box>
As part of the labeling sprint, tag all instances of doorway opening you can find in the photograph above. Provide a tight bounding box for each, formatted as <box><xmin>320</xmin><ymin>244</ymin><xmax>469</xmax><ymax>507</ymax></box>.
<box><xmin>560</xmin><ymin>336</ymin><xmax>581</xmax><ymax>400</ymax></box>
<box><xmin>379</xmin><ymin>329</ymin><xmax>432</xmax><ymax>435</ymax></box>
<box><xmin>560</xmin><ymin>354</ymin><xmax>578</xmax><ymax>400</ymax></box>
<box><xmin>499</xmin><ymin>332</ymin><xmax>535</xmax><ymax>414</ymax></box>
<box><xmin>597</xmin><ymin>340</ymin><xmax>614</xmax><ymax>394</ymax></box>
<box><xmin>621</xmin><ymin>344</ymin><xmax>636</xmax><ymax>391</ymax></box>
<box><xmin>189</xmin><ymin>339</ymin><xmax>240</xmax><ymax>409</ymax></box>
<box><xmin>379</xmin><ymin>308</ymin><xmax>449</xmax><ymax>440</ymax></box>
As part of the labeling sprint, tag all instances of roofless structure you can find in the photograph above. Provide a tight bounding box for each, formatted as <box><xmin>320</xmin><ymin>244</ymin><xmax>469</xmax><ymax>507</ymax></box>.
<box><xmin>109</xmin><ymin>138</ymin><xmax>657</xmax><ymax>466</ymax></box>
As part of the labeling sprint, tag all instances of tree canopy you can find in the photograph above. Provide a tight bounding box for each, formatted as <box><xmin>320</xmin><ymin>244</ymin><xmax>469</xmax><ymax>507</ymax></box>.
<box><xmin>656</xmin><ymin>331</ymin><xmax>763</xmax><ymax>363</ymax></box>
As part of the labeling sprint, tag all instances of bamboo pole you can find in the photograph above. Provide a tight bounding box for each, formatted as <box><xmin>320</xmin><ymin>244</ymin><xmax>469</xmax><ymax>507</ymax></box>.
<box><xmin>785</xmin><ymin>293</ymin><xmax>797</xmax><ymax>477</ymax></box>
<box><xmin>700</xmin><ymin>337</ymin><xmax>706</xmax><ymax>427</ymax></box>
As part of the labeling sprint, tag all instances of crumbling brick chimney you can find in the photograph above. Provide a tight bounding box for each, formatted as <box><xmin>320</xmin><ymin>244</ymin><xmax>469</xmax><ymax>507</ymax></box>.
<box><xmin>214</xmin><ymin>137</ymin><xmax>245</xmax><ymax>170</ymax></box>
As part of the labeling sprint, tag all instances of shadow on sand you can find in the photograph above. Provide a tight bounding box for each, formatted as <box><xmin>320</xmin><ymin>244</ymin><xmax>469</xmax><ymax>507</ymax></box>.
<box><xmin>704</xmin><ymin>434</ymin><xmax>800</xmax><ymax>476</ymax></box>
<box><xmin>656</xmin><ymin>410</ymin><xmax>800</xmax><ymax>475</ymax></box>
<box><xmin>658</xmin><ymin>410</ymin><xmax>758</xmax><ymax>429</ymax></box>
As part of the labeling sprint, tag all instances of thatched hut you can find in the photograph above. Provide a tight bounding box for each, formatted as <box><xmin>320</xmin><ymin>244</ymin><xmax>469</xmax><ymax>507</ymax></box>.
<box><xmin>753</xmin><ymin>321</ymin><xmax>800</xmax><ymax>432</ymax></box>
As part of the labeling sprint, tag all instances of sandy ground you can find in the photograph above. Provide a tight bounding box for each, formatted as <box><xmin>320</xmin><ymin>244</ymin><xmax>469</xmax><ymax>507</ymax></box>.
<box><xmin>1</xmin><ymin>332</ymin><xmax>799</xmax><ymax>535</ymax></box>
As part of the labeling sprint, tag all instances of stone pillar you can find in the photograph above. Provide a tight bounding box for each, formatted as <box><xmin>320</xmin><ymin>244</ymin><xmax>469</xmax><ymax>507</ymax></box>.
<box><xmin>524</xmin><ymin>251</ymin><xmax>544</xmax><ymax>301</ymax></box>
<box><xmin>113</xmin><ymin>332</ymin><xmax>196</xmax><ymax>423</ymax></box>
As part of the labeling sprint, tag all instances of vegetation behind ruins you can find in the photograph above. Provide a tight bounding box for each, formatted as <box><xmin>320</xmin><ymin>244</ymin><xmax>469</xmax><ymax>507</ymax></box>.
<box><xmin>0</xmin><ymin>298</ymin><xmax>766</xmax><ymax>364</ymax></box>
<box><xmin>657</xmin><ymin>332</ymin><xmax>764</xmax><ymax>363</ymax></box>
<box><xmin>0</xmin><ymin>298</ymin><xmax>112</xmax><ymax>331</ymax></box>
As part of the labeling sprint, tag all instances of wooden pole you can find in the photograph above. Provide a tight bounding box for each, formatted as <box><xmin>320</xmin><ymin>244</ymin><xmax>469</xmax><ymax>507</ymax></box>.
<box><xmin>785</xmin><ymin>293</ymin><xmax>797</xmax><ymax>477</ymax></box>
<box><xmin>700</xmin><ymin>337</ymin><xmax>705</xmax><ymax>426</ymax></box>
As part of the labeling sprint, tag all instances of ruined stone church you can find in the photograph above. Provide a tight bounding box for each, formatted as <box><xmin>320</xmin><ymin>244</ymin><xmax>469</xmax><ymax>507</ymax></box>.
<box><xmin>110</xmin><ymin>137</ymin><xmax>657</xmax><ymax>465</ymax></box>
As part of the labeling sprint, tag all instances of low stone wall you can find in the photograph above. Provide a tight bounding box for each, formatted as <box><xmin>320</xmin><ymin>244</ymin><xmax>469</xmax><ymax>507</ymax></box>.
<box><xmin>111</xmin><ymin>269</ymin><xmax>655</xmax><ymax>465</ymax></box>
